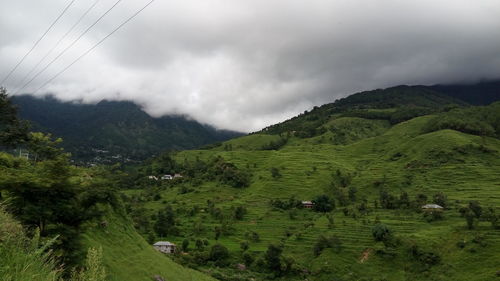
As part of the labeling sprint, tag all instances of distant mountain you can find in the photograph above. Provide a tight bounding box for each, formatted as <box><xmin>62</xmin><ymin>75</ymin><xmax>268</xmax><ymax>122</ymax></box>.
<box><xmin>429</xmin><ymin>80</ymin><xmax>500</xmax><ymax>105</ymax></box>
<box><xmin>11</xmin><ymin>95</ymin><xmax>243</xmax><ymax>163</ymax></box>
<box><xmin>261</xmin><ymin>80</ymin><xmax>500</xmax><ymax>136</ymax></box>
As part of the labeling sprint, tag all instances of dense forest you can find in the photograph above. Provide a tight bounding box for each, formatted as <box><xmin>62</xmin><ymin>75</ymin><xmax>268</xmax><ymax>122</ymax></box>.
<box><xmin>11</xmin><ymin>95</ymin><xmax>242</xmax><ymax>164</ymax></box>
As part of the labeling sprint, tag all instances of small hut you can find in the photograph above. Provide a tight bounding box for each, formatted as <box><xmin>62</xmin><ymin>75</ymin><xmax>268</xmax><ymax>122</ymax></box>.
<box><xmin>301</xmin><ymin>201</ymin><xmax>314</xmax><ymax>209</ymax></box>
<box><xmin>153</xmin><ymin>241</ymin><xmax>176</xmax><ymax>254</ymax></box>
<box><xmin>421</xmin><ymin>204</ymin><xmax>444</xmax><ymax>211</ymax></box>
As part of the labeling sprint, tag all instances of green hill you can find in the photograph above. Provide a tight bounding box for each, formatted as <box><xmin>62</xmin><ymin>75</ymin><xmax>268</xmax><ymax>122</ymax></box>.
<box><xmin>82</xmin><ymin>207</ymin><xmax>216</xmax><ymax>281</ymax></box>
<box><xmin>123</xmin><ymin>94</ymin><xmax>500</xmax><ymax>280</ymax></box>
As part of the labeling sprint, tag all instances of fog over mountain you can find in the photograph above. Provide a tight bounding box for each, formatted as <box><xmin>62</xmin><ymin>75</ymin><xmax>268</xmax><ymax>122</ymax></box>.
<box><xmin>1</xmin><ymin>0</ymin><xmax>500</xmax><ymax>132</ymax></box>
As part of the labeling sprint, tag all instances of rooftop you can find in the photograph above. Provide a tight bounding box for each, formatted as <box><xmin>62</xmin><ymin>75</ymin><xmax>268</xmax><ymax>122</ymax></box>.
<box><xmin>153</xmin><ymin>241</ymin><xmax>175</xmax><ymax>246</ymax></box>
<box><xmin>421</xmin><ymin>204</ymin><xmax>444</xmax><ymax>209</ymax></box>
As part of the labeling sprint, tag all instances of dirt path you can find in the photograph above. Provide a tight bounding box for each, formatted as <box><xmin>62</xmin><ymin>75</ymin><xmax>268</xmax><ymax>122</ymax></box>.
<box><xmin>359</xmin><ymin>248</ymin><xmax>373</xmax><ymax>263</ymax></box>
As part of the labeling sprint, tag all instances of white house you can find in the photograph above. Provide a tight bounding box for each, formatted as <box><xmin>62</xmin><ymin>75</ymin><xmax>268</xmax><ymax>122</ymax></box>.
<box><xmin>421</xmin><ymin>204</ymin><xmax>444</xmax><ymax>211</ymax></box>
<box><xmin>173</xmin><ymin>173</ymin><xmax>183</xmax><ymax>179</ymax></box>
<box><xmin>302</xmin><ymin>201</ymin><xmax>314</xmax><ymax>209</ymax></box>
<box><xmin>153</xmin><ymin>241</ymin><xmax>176</xmax><ymax>254</ymax></box>
<box><xmin>161</xmin><ymin>175</ymin><xmax>173</xmax><ymax>180</ymax></box>
<box><xmin>148</xmin><ymin>176</ymin><xmax>158</xmax><ymax>181</ymax></box>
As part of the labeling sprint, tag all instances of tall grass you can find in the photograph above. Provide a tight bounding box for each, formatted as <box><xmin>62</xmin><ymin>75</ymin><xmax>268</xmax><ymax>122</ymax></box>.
<box><xmin>0</xmin><ymin>207</ymin><xmax>106</xmax><ymax>281</ymax></box>
<box><xmin>0</xmin><ymin>207</ymin><xmax>61</xmax><ymax>281</ymax></box>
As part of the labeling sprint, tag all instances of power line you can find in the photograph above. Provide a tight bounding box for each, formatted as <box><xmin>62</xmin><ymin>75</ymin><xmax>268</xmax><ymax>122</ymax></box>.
<box><xmin>15</xmin><ymin>0</ymin><xmax>124</xmax><ymax>95</ymax></box>
<box><xmin>32</xmin><ymin>0</ymin><xmax>155</xmax><ymax>95</ymax></box>
<box><xmin>14</xmin><ymin>0</ymin><xmax>101</xmax><ymax>93</ymax></box>
<box><xmin>1</xmin><ymin>0</ymin><xmax>78</xmax><ymax>85</ymax></box>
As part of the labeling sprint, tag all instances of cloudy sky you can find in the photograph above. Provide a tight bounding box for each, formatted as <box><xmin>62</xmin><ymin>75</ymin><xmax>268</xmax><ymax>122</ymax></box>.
<box><xmin>1</xmin><ymin>0</ymin><xmax>499</xmax><ymax>132</ymax></box>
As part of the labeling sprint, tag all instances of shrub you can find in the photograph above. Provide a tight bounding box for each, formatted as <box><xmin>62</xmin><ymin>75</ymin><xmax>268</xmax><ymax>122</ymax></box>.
<box><xmin>270</xmin><ymin>167</ymin><xmax>282</xmax><ymax>178</ymax></box>
<box><xmin>313</xmin><ymin>235</ymin><xmax>343</xmax><ymax>256</ymax></box>
<box><xmin>240</xmin><ymin>241</ymin><xmax>249</xmax><ymax>252</ymax></box>
<box><xmin>312</xmin><ymin>195</ymin><xmax>334</xmax><ymax>212</ymax></box>
<box><xmin>372</xmin><ymin>223</ymin><xmax>392</xmax><ymax>243</ymax></box>
<box><xmin>433</xmin><ymin>192</ymin><xmax>447</xmax><ymax>208</ymax></box>
<box><xmin>234</xmin><ymin>206</ymin><xmax>247</xmax><ymax>220</ymax></box>
<box><xmin>182</xmin><ymin>239</ymin><xmax>189</xmax><ymax>252</ymax></box>
<box><xmin>264</xmin><ymin>244</ymin><xmax>283</xmax><ymax>272</ymax></box>
<box><xmin>242</xmin><ymin>252</ymin><xmax>254</xmax><ymax>266</ymax></box>
<box><xmin>209</xmin><ymin>244</ymin><xmax>229</xmax><ymax>266</ymax></box>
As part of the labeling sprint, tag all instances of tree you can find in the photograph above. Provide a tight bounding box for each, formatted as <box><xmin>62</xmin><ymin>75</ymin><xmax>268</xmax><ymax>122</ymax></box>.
<box><xmin>209</xmin><ymin>244</ymin><xmax>229</xmax><ymax>265</ymax></box>
<box><xmin>214</xmin><ymin>226</ymin><xmax>222</xmax><ymax>240</ymax></box>
<box><xmin>0</xmin><ymin>87</ymin><xmax>29</xmax><ymax>147</ymax></box>
<box><xmin>154</xmin><ymin>205</ymin><xmax>176</xmax><ymax>237</ymax></box>
<box><xmin>398</xmin><ymin>191</ymin><xmax>410</xmax><ymax>208</ymax></box>
<box><xmin>433</xmin><ymin>192</ymin><xmax>447</xmax><ymax>208</ymax></box>
<box><xmin>270</xmin><ymin>167</ymin><xmax>281</xmax><ymax>179</ymax></box>
<box><xmin>483</xmin><ymin>207</ymin><xmax>499</xmax><ymax>229</ymax></box>
<box><xmin>348</xmin><ymin>186</ymin><xmax>357</xmax><ymax>202</ymax></box>
<box><xmin>264</xmin><ymin>244</ymin><xmax>283</xmax><ymax>272</ymax></box>
<box><xmin>240</xmin><ymin>241</ymin><xmax>249</xmax><ymax>252</ymax></box>
<box><xmin>464</xmin><ymin>209</ymin><xmax>475</xmax><ymax>229</ymax></box>
<box><xmin>468</xmin><ymin>201</ymin><xmax>482</xmax><ymax>218</ymax></box>
<box><xmin>26</xmin><ymin>132</ymin><xmax>65</xmax><ymax>161</ymax></box>
<box><xmin>151</xmin><ymin>152</ymin><xmax>177</xmax><ymax>175</ymax></box>
<box><xmin>379</xmin><ymin>190</ymin><xmax>397</xmax><ymax>209</ymax></box>
<box><xmin>372</xmin><ymin>223</ymin><xmax>392</xmax><ymax>243</ymax></box>
<box><xmin>312</xmin><ymin>194</ymin><xmax>334</xmax><ymax>212</ymax></box>
<box><xmin>313</xmin><ymin>235</ymin><xmax>342</xmax><ymax>256</ymax></box>
<box><xmin>234</xmin><ymin>206</ymin><xmax>247</xmax><ymax>220</ymax></box>
<box><xmin>182</xmin><ymin>239</ymin><xmax>189</xmax><ymax>252</ymax></box>
<box><xmin>415</xmin><ymin>193</ymin><xmax>427</xmax><ymax>206</ymax></box>
<box><xmin>2</xmin><ymin>154</ymin><xmax>112</xmax><ymax>266</ymax></box>
<box><xmin>195</xmin><ymin>239</ymin><xmax>204</xmax><ymax>251</ymax></box>
<box><xmin>242</xmin><ymin>252</ymin><xmax>254</xmax><ymax>266</ymax></box>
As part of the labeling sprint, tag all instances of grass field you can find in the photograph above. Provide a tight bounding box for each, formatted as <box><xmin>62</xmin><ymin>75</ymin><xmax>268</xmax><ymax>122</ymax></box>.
<box><xmin>124</xmin><ymin>113</ymin><xmax>500</xmax><ymax>281</ymax></box>
<box><xmin>81</xmin><ymin>207</ymin><xmax>217</xmax><ymax>281</ymax></box>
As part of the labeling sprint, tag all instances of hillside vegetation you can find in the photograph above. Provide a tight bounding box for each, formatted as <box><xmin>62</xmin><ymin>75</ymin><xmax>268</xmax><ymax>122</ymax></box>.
<box><xmin>123</xmin><ymin>88</ymin><xmax>500</xmax><ymax>281</ymax></box>
<box><xmin>11</xmin><ymin>95</ymin><xmax>242</xmax><ymax>163</ymax></box>
<box><xmin>0</xmin><ymin>89</ymin><xmax>216</xmax><ymax>281</ymax></box>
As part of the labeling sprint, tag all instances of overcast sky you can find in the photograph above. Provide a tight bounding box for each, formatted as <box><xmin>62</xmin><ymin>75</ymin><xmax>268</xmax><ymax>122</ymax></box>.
<box><xmin>1</xmin><ymin>0</ymin><xmax>499</xmax><ymax>132</ymax></box>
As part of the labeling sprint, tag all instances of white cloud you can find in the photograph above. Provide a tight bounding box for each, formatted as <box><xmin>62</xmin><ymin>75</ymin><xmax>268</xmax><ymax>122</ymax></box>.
<box><xmin>1</xmin><ymin>0</ymin><xmax>500</xmax><ymax>132</ymax></box>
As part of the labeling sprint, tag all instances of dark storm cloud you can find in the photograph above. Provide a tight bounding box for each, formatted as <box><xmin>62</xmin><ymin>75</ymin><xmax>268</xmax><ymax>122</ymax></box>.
<box><xmin>1</xmin><ymin>0</ymin><xmax>499</xmax><ymax>131</ymax></box>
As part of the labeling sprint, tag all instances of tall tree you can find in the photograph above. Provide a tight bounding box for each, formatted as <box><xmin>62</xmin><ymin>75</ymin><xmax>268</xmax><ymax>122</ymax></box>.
<box><xmin>0</xmin><ymin>88</ymin><xmax>29</xmax><ymax>147</ymax></box>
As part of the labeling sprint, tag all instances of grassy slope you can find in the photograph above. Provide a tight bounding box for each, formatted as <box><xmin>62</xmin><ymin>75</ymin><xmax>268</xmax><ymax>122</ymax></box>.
<box><xmin>0</xmin><ymin>207</ymin><xmax>61</xmax><ymax>281</ymax></box>
<box><xmin>82</xmin><ymin>208</ymin><xmax>216</xmax><ymax>281</ymax></box>
<box><xmin>127</xmin><ymin>113</ymin><xmax>500</xmax><ymax>280</ymax></box>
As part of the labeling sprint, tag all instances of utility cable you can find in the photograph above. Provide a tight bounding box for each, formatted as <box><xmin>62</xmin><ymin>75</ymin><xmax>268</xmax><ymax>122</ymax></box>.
<box><xmin>15</xmin><ymin>0</ymin><xmax>124</xmax><ymax>95</ymax></box>
<box><xmin>32</xmin><ymin>0</ymin><xmax>155</xmax><ymax>95</ymax></box>
<box><xmin>14</xmin><ymin>0</ymin><xmax>101</xmax><ymax>93</ymax></box>
<box><xmin>1</xmin><ymin>0</ymin><xmax>78</xmax><ymax>85</ymax></box>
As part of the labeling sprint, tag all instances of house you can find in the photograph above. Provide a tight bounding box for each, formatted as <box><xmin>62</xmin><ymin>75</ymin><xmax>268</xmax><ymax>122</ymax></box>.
<box><xmin>148</xmin><ymin>175</ymin><xmax>158</xmax><ymax>181</ymax></box>
<box><xmin>153</xmin><ymin>241</ymin><xmax>177</xmax><ymax>254</ymax></box>
<box><xmin>301</xmin><ymin>201</ymin><xmax>314</xmax><ymax>209</ymax></box>
<box><xmin>421</xmin><ymin>204</ymin><xmax>444</xmax><ymax>211</ymax></box>
<box><xmin>173</xmin><ymin>173</ymin><xmax>183</xmax><ymax>179</ymax></box>
<box><xmin>161</xmin><ymin>175</ymin><xmax>173</xmax><ymax>180</ymax></box>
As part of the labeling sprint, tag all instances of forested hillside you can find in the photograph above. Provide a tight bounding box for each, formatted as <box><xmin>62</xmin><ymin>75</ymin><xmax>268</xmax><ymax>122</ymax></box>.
<box><xmin>121</xmin><ymin>85</ymin><xmax>500</xmax><ymax>281</ymax></box>
<box><xmin>0</xmin><ymin>88</ymin><xmax>216</xmax><ymax>281</ymax></box>
<box><xmin>11</xmin><ymin>95</ymin><xmax>242</xmax><ymax>163</ymax></box>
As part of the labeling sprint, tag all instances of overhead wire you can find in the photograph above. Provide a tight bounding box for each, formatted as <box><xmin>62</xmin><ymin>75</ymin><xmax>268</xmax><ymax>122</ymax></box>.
<box><xmin>15</xmin><ymin>0</ymin><xmax>124</xmax><ymax>95</ymax></box>
<box><xmin>32</xmin><ymin>0</ymin><xmax>156</xmax><ymax>95</ymax></box>
<box><xmin>14</xmin><ymin>0</ymin><xmax>101</xmax><ymax>93</ymax></box>
<box><xmin>0</xmin><ymin>0</ymin><xmax>78</xmax><ymax>85</ymax></box>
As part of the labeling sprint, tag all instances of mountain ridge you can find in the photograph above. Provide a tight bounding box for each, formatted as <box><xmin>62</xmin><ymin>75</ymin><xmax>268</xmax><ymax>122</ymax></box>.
<box><xmin>11</xmin><ymin>95</ymin><xmax>243</xmax><ymax>163</ymax></box>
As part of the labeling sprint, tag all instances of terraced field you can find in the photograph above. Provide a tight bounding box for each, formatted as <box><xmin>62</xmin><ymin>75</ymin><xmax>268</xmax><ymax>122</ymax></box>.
<box><xmin>124</xmin><ymin>113</ymin><xmax>500</xmax><ymax>281</ymax></box>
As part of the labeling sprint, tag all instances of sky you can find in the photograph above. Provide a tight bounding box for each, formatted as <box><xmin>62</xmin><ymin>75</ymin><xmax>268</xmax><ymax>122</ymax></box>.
<box><xmin>1</xmin><ymin>0</ymin><xmax>500</xmax><ymax>132</ymax></box>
